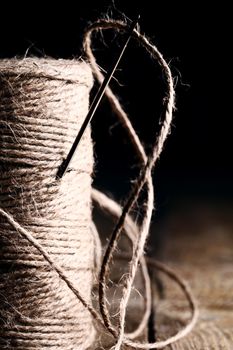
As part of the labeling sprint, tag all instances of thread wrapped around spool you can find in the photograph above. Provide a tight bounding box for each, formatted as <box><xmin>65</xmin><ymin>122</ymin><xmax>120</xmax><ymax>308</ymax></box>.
<box><xmin>0</xmin><ymin>58</ymin><xmax>95</xmax><ymax>349</ymax></box>
<box><xmin>0</xmin><ymin>20</ymin><xmax>200</xmax><ymax>350</ymax></box>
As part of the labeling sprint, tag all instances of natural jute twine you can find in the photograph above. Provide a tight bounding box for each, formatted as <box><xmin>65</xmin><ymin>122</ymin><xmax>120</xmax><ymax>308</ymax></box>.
<box><xmin>0</xmin><ymin>19</ymin><xmax>199</xmax><ymax>350</ymax></box>
<box><xmin>0</xmin><ymin>58</ymin><xmax>95</xmax><ymax>349</ymax></box>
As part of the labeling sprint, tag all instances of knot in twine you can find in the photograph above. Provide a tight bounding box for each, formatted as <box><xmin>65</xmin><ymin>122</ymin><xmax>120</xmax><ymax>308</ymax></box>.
<box><xmin>0</xmin><ymin>19</ymin><xmax>199</xmax><ymax>350</ymax></box>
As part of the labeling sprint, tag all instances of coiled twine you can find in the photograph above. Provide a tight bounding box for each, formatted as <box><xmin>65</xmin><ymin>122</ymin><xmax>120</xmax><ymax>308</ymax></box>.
<box><xmin>0</xmin><ymin>58</ymin><xmax>95</xmax><ymax>349</ymax></box>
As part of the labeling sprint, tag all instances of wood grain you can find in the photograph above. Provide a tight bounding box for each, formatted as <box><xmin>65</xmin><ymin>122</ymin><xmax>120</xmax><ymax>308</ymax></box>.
<box><xmin>155</xmin><ymin>202</ymin><xmax>233</xmax><ymax>349</ymax></box>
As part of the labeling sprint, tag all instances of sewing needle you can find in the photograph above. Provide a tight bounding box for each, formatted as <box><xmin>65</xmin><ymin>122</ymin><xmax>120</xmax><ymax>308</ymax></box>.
<box><xmin>56</xmin><ymin>15</ymin><xmax>140</xmax><ymax>179</ymax></box>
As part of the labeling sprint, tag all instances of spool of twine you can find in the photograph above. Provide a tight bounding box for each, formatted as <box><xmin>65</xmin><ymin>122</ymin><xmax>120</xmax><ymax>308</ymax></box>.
<box><xmin>0</xmin><ymin>58</ymin><xmax>95</xmax><ymax>349</ymax></box>
<box><xmin>0</xmin><ymin>20</ymin><xmax>199</xmax><ymax>350</ymax></box>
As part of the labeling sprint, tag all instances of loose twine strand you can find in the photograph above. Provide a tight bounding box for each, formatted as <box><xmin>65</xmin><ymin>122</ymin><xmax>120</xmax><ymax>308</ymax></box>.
<box><xmin>83</xmin><ymin>19</ymin><xmax>198</xmax><ymax>349</ymax></box>
<box><xmin>0</xmin><ymin>19</ymin><xmax>199</xmax><ymax>349</ymax></box>
<box><xmin>0</xmin><ymin>188</ymin><xmax>198</xmax><ymax>349</ymax></box>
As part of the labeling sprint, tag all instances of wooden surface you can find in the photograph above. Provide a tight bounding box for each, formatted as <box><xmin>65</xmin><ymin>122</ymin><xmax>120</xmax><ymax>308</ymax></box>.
<box><xmin>91</xmin><ymin>201</ymin><xmax>233</xmax><ymax>349</ymax></box>
<box><xmin>155</xmin><ymin>202</ymin><xmax>233</xmax><ymax>349</ymax></box>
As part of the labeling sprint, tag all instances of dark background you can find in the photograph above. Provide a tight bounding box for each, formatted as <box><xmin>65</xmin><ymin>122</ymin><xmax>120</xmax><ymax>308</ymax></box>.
<box><xmin>0</xmin><ymin>1</ymin><xmax>231</xmax><ymax>218</ymax></box>
<box><xmin>1</xmin><ymin>4</ymin><xmax>232</xmax><ymax>340</ymax></box>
